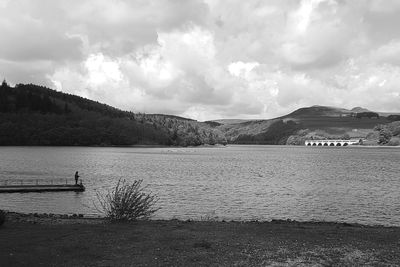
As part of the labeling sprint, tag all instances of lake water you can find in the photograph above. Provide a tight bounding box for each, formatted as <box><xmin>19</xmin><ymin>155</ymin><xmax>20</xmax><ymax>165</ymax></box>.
<box><xmin>0</xmin><ymin>146</ymin><xmax>399</xmax><ymax>226</ymax></box>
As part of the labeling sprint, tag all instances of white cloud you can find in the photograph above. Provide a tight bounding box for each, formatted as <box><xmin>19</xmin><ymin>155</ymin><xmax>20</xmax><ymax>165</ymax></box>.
<box><xmin>370</xmin><ymin>40</ymin><xmax>400</xmax><ymax>65</ymax></box>
<box><xmin>85</xmin><ymin>54</ymin><xmax>123</xmax><ymax>86</ymax></box>
<box><xmin>228</xmin><ymin>61</ymin><xmax>259</xmax><ymax>79</ymax></box>
<box><xmin>2</xmin><ymin>0</ymin><xmax>400</xmax><ymax>120</ymax></box>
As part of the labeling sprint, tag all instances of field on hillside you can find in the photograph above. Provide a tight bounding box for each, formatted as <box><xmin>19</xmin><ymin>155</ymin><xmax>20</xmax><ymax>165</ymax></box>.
<box><xmin>217</xmin><ymin>116</ymin><xmax>388</xmax><ymax>143</ymax></box>
<box><xmin>287</xmin><ymin>116</ymin><xmax>389</xmax><ymax>130</ymax></box>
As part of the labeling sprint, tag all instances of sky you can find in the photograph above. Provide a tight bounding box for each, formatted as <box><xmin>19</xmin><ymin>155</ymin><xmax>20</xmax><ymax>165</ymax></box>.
<box><xmin>1</xmin><ymin>0</ymin><xmax>400</xmax><ymax>121</ymax></box>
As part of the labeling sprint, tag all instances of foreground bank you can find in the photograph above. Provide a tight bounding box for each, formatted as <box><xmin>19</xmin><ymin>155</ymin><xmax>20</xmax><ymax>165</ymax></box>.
<box><xmin>0</xmin><ymin>212</ymin><xmax>399</xmax><ymax>266</ymax></box>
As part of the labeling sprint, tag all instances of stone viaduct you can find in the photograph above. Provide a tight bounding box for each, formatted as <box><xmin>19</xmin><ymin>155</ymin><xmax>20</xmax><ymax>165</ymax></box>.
<box><xmin>304</xmin><ymin>139</ymin><xmax>361</xmax><ymax>146</ymax></box>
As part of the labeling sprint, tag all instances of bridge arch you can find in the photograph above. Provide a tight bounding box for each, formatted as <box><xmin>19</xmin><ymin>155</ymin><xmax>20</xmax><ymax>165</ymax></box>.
<box><xmin>305</xmin><ymin>139</ymin><xmax>361</xmax><ymax>147</ymax></box>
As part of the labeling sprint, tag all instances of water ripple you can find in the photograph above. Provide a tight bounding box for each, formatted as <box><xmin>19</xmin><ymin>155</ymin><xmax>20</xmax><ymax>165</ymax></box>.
<box><xmin>0</xmin><ymin>146</ymin><xmax>399</xmax><ymax>226</ymax></box>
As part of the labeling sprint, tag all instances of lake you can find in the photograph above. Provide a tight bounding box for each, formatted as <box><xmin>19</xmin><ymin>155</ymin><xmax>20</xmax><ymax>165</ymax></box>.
<box><xmin>0</xmin><ymin>146</ymin><xmax>399</xmax><ymax>226</ymax></box>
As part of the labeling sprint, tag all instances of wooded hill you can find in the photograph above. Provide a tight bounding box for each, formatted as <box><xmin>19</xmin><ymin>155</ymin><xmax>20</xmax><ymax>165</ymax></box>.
<box><xmin>1</xmin><ymin>79</ymin><xmax>399</xmax><ymax>146</ymax></box>
<box><xmin>0</xmin><ymin>80</ymin><xmax>226</xmax><ymax>146</ymax></box>
<box><xmin>210</xmin><ymin>105</ymin><xmax>400</xmax><ymax>145</ymax></box>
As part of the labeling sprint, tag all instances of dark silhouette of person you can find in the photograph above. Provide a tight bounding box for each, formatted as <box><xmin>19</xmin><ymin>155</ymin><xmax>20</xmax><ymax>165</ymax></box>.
<box><xmin>75</xmin><ymin>171</ymin><xmax>80</xmax><ymax>185</ymax></box>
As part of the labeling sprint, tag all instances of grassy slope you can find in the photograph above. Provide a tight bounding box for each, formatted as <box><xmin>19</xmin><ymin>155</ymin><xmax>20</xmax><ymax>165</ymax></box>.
<box><xmin>218</xmin><ymin>120</ymin><xmax>279</xmax><ymax>140</ymax></box>
<box><xmin>217</xmin><ymin>106</ymin><xmax>394</xmax><ymax>143</ymax></box>
<box><xmin>285</xmin><ymin>116</ymin><xmax>389</xmax><ymax>133</ymax></box>
<box><xmin>1</xmin><ymin>219</ymin><xmax>400</xmax><ymax>266</ymax></box>
<box><xmin>283</xmin><ymin>106</ymin><xmax>388</xmax><ymax>131</ymax></box>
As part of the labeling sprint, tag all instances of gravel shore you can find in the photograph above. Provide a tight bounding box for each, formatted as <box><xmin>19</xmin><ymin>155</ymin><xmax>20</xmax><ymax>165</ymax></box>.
<box><xmin>1</xmin><ymin>212</ymin><xmax>400</xmax><ymax>266</ymax></box>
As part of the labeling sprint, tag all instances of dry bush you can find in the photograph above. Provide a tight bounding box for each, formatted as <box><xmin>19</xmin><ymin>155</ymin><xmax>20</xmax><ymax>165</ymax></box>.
<box><xmin>96</xmin><ymin>179</ymin><xmax>159</xmax><ymax>221</ymax></box>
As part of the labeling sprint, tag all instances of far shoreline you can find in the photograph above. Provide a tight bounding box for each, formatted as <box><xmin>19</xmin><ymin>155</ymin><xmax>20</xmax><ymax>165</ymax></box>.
<box><xmin>0</xmin><ymin>143</ymin><xmax>399</xmax><ymax>148</ymax></box>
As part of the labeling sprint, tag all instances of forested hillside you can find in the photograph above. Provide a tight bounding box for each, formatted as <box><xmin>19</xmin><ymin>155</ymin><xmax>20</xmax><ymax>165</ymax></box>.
<box><xmin>0</xmin><ymin>80</ymin><xmax>226</xmax><ymax>146</ymax></box>
<box><xmin>217</xmin><ymin>119</ymin><xmax>302</xmax><ymax>145</ymax></box>
<box><xmin>1</xmin><ymin>79</ymin><xmax>398</xmax><ymax>146</ymax></box>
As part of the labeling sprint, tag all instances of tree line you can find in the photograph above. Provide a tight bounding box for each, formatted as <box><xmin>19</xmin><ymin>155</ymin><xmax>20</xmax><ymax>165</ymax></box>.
<box><xmin>0</xmin><ymin>80</ymin><xmax>225</xmax><ymax>146</ymax></box>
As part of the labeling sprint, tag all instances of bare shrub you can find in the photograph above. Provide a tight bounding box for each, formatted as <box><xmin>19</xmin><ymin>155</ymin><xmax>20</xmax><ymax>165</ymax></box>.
<box><xmin>95</xmin><ymin>179</ymin><xmax>159</xmax><ymax>221</ymax></box>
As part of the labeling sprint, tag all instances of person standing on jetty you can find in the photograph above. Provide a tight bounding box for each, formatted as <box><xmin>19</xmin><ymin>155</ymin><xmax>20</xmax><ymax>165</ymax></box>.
<box><xmin>74</xmin><ymin>171</ymin><xmax>80</xmax><ymax>185</ymax></box>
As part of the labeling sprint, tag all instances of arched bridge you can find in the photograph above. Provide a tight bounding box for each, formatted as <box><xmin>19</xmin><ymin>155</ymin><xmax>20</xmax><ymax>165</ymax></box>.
<box><xmin>305</xmin><ymin>139</ymin><xmax>361</xmax><ymax>147</ymax></box>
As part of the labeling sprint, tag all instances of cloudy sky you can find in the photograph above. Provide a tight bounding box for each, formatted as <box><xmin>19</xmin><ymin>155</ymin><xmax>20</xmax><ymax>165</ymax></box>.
<box><xmin>1</xmin><ymin>0</ymin><xmax>400</xmax><ymax>120</ymax></box>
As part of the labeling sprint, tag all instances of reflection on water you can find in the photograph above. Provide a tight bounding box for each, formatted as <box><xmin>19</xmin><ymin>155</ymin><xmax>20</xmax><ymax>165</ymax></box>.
<box><xmin>0</xmin><ymin>146</ymin><xmax>399</xmax><ymax>225</ymax></box>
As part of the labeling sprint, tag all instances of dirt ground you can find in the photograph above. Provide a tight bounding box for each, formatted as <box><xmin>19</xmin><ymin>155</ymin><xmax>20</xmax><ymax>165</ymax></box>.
<box><xmin>1</xmin><ymin>213</ymin><xmax>400</xmax><ymax>266</ymax></box>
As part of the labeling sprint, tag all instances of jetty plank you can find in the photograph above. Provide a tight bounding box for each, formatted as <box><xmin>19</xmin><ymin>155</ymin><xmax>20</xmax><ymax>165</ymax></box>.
<box><xmin>0</xmin><ymin>184</ymin><xmax>85</xmax><ymax>193</ymax></box>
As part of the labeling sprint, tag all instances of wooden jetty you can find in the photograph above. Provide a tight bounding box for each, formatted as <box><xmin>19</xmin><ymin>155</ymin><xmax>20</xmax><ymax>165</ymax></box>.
<box><xmin>0</xmin><ymin>179</ymin><xmax>85</xmax><ymax>193</ymax></box>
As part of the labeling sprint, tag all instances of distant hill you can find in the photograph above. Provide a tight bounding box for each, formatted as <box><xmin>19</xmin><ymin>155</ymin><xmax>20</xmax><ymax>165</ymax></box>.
<box><xmin>0</xmin><ymin>80</ymin><xmax>226</xmax><ymax>146</ymax></box>
<box><xmin>148</xmin><ymin>114</ymin><xmax>195</xmax><ymax>121</ymax></box>
<box><xmin>203</xmin><ymin>121</ymin><xmax>222</xmax><ymax>127</ymax></box>
<box><xmin>285</xmin><ymin>105</ymin><xmax>352</xmax><ymax>117</ymax></box>
<box><xmin>1</xmin><ymin>79</ymin><xmax>398</xmax><ymax>146</ymax></box>
<box><xmin>214</xmin><ymin>105</ymin><xmax>399</xmax><ymax>145</ymax></box>
<box><xmin>351</xmin><ymin>107</ymin><xmax>371</xmax><ymax>113</ymax></box>
<box><xmin>280</xmin><ymin>106</ymin><xmax>387</xmax><ymax>130</ymax></box>
<box><xmin>208</xmin><ymin>119</ymin><xmax>253</xmax><ymax>125</ymax></box>
<box><xmin>378</xmin><ymin>111</ymin><xmax>400</xmax><ymax>117</ymax></box>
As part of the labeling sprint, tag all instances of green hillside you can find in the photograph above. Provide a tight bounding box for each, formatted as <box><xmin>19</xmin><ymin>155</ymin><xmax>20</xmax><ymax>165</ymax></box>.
<box><xmin>213</xmin><ymin>106</ymin><xmax>399</xmax><ymax>145</ymax></box>
<box><xmin>0</xmin><ymin>80</ymin><xmax>226</xmax><ymax>146</ymax></box>
<box><xmin>1</xmin><ymin>79</ymin><xmax>398</xmax><ymax>146</ymax></box>
<box><xmin>282</xmin><ymin>106</ymin><xmax>387</xmax><ymax>130</ymax></box>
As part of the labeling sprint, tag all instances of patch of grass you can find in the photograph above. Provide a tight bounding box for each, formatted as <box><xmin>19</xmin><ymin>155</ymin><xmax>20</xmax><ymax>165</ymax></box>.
<box><xmin>1</xmin><ymin>219</ymin><xmax>400</xmax><ymax>266</ymax></box>
<box><xmin>193</xmin><ymin>240</ymin><xmax>212</xmax><ymax>249</ymax></box>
